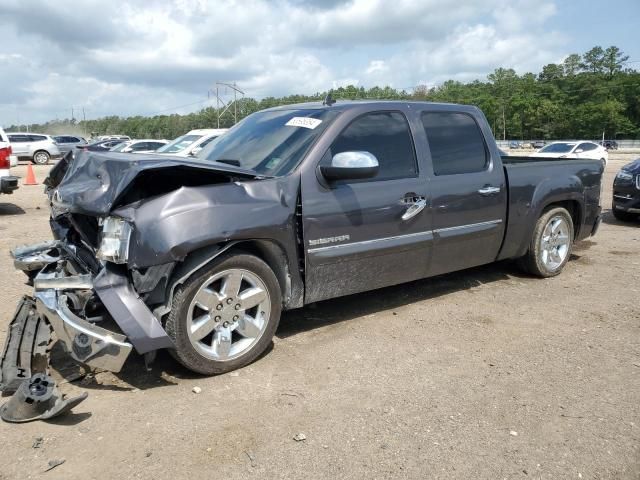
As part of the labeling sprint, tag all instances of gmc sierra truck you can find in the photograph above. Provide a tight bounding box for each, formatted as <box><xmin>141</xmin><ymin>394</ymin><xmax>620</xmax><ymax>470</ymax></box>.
<box><xmin>0</xmin><ymin>101</ymin><xmax>603</xmax><ymax>390</ymax></box>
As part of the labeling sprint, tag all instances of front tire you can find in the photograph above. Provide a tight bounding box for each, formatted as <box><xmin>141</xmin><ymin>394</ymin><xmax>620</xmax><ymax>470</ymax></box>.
<box><xmin>32</xmin><ymin>150</ymin><xmax>50</xmax><ymax>165</ymax></box>
<box><xmin>165</xmin><ymin>253</ymin><xmax>282</xmax><ymax>375</ymax></box>
<box><xmin>520</xmin><ymin>207</ymin><xmax>573</xmax><ymax>277</ymax></box>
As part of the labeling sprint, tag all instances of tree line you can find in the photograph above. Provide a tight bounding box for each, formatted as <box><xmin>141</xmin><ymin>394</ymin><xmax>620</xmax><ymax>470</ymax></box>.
<box><xmin>7</xmin><ymin>46</ymin><xmax>639</xmax><ymax>141</ymax></box>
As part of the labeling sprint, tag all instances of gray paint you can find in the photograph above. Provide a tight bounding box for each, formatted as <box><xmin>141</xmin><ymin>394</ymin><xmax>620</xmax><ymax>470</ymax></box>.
<box><xmin>36</xmin><ymin>100</ymin><xmax>603</xmax><ymax>360</ymax></box>
<box><xmin>93</xmin><ymin>264</ymin><xmax>174</xmax><ymax>354</ymax></box>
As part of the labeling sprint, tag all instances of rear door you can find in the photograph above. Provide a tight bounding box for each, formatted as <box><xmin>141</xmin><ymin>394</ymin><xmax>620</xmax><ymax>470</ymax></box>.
<box><xmin>421</xmin><ymin>110</ymin><xmax>507</xmax><ymax>276</ymax></box>
<box><xmin>302</xmin><ymin>109</ymin><xmax>432</xmax><ymax>303</ymax></box>
<box><xmin>7</xmin><ymin>134</ymin><xmax>29</xmax><ymax>156</ymax></box>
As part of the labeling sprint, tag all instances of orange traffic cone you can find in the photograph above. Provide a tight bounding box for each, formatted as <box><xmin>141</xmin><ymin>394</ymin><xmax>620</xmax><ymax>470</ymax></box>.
<box><xmin>24</xmin><ymin>163</ymin><xmax>38</xmax><ymax>185</ymax></box>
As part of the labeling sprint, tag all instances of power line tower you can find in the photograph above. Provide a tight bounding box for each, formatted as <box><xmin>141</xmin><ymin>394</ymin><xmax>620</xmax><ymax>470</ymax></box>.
<box><xmin>210</xmin><ymin>81</ymin><xmax>245</xmax><ymax>128</ymax></box>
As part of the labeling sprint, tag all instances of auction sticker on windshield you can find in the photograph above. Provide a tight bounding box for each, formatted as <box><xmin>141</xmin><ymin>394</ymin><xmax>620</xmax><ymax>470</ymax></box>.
<box><xmin>285</xmin><ymin>117</ymin><xmax>323</xmax><ymax>129</ymax></box>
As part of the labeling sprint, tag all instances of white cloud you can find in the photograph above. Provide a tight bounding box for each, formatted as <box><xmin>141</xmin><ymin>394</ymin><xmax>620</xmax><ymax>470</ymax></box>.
<box><xmin>0</xmin><ymin>0</ymin><xmax>568</xmax><ymax>125</ymax></box>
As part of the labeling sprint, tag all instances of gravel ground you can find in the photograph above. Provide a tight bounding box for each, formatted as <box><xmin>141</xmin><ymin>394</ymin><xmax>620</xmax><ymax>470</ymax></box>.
<box><xmin>0</xmin><ymin>156</ymin><xmax>638</xmax><ymax>480</ymax></box>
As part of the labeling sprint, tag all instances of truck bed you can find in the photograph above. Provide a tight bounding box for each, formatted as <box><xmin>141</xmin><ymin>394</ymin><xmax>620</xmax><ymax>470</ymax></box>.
<box><xmin>497</xmin><ymin>156</ymin><xmax>604</xmax><ymax>261</ymax></box>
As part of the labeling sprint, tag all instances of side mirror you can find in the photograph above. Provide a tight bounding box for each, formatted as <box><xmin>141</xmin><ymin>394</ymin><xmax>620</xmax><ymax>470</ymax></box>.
<box><xmin>320</xmin><ymin>151</ymin><xmax>379</xmax><ymax>181</ymax></box>
<box><xmin>574</xmin><ymin>148</ymin><xmax>584</xmax><ymax>153</ymax></box>
<box><xmin>190</xmin><ymin>148</ymin><xmax>201</xmax><ymax>156</ymax></box>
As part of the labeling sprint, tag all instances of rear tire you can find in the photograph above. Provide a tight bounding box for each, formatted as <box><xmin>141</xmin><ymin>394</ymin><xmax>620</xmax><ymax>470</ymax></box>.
<box><xmin>32</xmin><ymin>150</ymin><xmax>50</xmax><ymax>165</ymax></box>
<box><xmin>165</xmin><ymin>253</ymin><xmax>282</xmax><ymax>375</ymax></box>
<box><xmin>519</xmin><ymin>207</ymin><xmax>573</xmax><ymax>278</ymax></box>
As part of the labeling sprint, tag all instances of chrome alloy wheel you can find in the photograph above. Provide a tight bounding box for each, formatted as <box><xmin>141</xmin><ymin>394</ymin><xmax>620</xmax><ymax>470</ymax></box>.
<box><xmin>187</xmin><ymin>269</ymin><xmax>271</xmax><ymax>361</ymax></box>
<box><xmin>34</xmin><ymin>152</ymin><xmax>49</xmax><ymax>164</ymax></box>
<box><xmin>540</xmin><ymin>215</ymin><xmax>570</xmax><ymax>271</ymax></box>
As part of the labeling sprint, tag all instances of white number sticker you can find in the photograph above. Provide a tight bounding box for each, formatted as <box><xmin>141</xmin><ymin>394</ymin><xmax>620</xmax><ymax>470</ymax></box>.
<box><xmin>285</xmin><ymin>117</ymin><xmax>322</xmax><ymax>129</ymax></box>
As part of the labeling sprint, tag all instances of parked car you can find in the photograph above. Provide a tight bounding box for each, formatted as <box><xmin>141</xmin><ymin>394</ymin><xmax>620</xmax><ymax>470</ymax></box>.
<box><xmin>155</xmin><ymin>129</ymin><xmax>228</xmax><ymax>157</ymax></box>
<box><xmin>78</xmin><ymin>139</ymin><xmax>127</xmax><ymax>152</ymax></box>
<box><xmin>509</xmin><ymin>141</ymin><xmax>521</xmax><ymax>149</ymax></box>
<box><xmin>0</xmin><ymin>127</ymin><xmax>18</xmax><ymax>195</ymax></box>
<box><xmin>0</xmin><ymin>101</ymin><xmax>604</xmax><ymax>386</ymax></box>
<box><xmin>600</xmin><ymin>140</ymin><xmax>619</xmax><ymax>150</ymax></box>
<box><xmin>612</xmin><ymin>159</ymin><xmax>640</xmax><ymax>222</ymax></box>
<box><xmin>531</xmin><ymin>141</ymin><xmax>608</xmax><ymax>165</ymax></box>
<box><xmin>110</xmin><ymin>139</ymin><xmax>169</xmax><ymax>153</ymax></box>
<box><xmin>53</xmin><ymin>135</ymin><xmax>88</xmax><ymax>155</ymax></box>
<box><xmin>95</xmin><ymin>135</ymin><xmax>131</xmax><ymax>142</ymax></box>
<box><xmin>6</xmin><ymin>133</ymin><xmax>62</xmax><ymax>165</ymax></box>
<box><xmin>531</xmin><ymin>140</ymin><xmax>546</xmax><ymax>149</ymax></box>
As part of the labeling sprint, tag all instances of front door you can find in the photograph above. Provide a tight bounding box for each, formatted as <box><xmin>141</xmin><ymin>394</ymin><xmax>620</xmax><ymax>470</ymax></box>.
<box><xmin>302</xmin><ymin>110</ymin><xmax>432</xmax><ymax>303</ymax></box>
<box><xmin>420</xmin><ymin>110</ymin><xmax>507</xmax><ymax>276</ymax></box>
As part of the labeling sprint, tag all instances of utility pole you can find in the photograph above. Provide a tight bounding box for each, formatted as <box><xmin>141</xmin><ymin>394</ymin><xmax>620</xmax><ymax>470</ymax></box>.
<box><xmin>211</xmin><ymin>82</ymin><xmax>245</xmax><ymax>128</ymax></box>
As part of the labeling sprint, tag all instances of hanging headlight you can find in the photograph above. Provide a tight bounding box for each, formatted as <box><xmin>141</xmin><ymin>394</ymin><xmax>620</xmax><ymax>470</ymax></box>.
<box><xmin>96</xmin><ymin>217</ymin><xmax>132</xmax><ymax>264</ymax></box>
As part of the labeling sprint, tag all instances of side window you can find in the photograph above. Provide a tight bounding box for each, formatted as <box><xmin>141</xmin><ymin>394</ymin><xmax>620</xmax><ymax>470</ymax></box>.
<box><xmin>29</xmin><ymin>135</ymin><xmax>47</xmax><ymax>142</ymax></box>
<box><xmin>421</xmin><ymin>112</ymin><xmax>488</xmax><ymax>175</ymax></box>
<box><xmin>131</xmin><ymin>142</ymin><xmax>149</xmax><ymax>151</ymax></box>
<box><xmin>9</xmin><ymin>135</ymin><xmax>29</xmax><ymax>143</ymax></box>
<box><xmin>329</xmin><ymin>111</ymin><xmax>417</xmax><ymax>181</ymax></box>
<box><xmin>578</xmin><ymin>142</ymin><xmax>597</xmax><ymax>152</ymax></box>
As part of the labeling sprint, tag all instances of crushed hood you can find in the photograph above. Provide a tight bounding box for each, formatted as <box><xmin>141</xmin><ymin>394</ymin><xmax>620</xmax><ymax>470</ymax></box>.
<box><xmin>46</xmin><ymin>151</ymin><xmax>265</xmax><ymax>216</ymax></box>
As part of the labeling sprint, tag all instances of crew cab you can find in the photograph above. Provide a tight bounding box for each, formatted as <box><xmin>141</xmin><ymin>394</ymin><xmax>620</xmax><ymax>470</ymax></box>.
<box><xmin>0</xmin><ymin>127</ymin><xmax>19</xmax><ymax>195</ymax></box>
<box><xmin>0</xmin><ymin>101</ymin><xmax>603</xmax><ymax>390</ymax></box>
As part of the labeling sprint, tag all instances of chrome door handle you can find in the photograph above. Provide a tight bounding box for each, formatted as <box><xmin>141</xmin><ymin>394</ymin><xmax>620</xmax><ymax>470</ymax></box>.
<box><xmin>402</xmin><ymin>198</ymin><xmax>427</xmax><ymax>221</ymax></box>
<box><xmin>478</xmin><ymin>186</ymin><xmax>501</xmax><ymax>196</ymax></box>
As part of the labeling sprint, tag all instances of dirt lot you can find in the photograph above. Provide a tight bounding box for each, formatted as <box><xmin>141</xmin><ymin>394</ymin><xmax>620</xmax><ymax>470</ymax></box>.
<box><xmin>0</xmin><ymin>156</ymin><xmax>638</xmax><ymax>479</ymax></box>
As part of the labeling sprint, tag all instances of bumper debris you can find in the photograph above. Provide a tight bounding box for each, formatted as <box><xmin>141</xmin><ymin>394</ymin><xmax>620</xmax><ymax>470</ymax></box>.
<box><xmin>0</xmin><ymin>373</ymin><xmax>88</xmax><ymax>423</ymax></box>
<box><xmin>0</xmin><ymin>296</ymin><xmax>51</xmax><ymax>393</ymax></box>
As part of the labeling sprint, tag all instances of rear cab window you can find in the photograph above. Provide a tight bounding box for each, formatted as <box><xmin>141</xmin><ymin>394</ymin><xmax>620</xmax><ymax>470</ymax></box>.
<box><xmin>421</xmin><ymin>111</ymin><xmax>488</xmax><ymax>175</ymax></box>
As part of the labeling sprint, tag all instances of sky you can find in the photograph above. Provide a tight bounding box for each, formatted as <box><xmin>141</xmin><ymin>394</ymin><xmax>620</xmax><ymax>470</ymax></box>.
<box><xmin>0</xmin><ymin>0</ymin><xmax>638</xmax><ymax>127</ymax></box>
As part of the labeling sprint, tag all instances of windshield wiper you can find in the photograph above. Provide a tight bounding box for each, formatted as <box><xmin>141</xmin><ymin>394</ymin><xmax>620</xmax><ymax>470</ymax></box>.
<box><xmin>214</xmin><ymin>159</ymin><xmax>241</xmax><ymax>167</ymax></box>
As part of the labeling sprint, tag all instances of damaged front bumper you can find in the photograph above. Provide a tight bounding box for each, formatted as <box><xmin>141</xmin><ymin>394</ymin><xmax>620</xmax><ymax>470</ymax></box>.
<box><xmin>2</xmin><ymin>241</ymin><xmax>173</xmax><ymax>388</ymax></box>
<box><xmin>34</xmin><ymin>274</ymin><xmax>133</xmax><ymax>372</ymax></box>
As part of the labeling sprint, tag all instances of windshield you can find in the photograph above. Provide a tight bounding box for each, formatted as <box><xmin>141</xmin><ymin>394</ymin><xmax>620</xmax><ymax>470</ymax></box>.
<box><xmin>110</xmin><ymin>142</ymin><xmax>131</xmax><ymax>152</ymax></box>
<box><xmin>540</xmin><ymin>143</ymin><xmax>575</xmax><ymax>153</ymax></box>
<box><xmin>157</xmin><ymin>134</ymin><xmax>203</xmax><ymax>153</ymax></box>
<box><xmin>199</xmin><ymin>108</ymin><xmax>340</xmax><ymax>176</ymax></box>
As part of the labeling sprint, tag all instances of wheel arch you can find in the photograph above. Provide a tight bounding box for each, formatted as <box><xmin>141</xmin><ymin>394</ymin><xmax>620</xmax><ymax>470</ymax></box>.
<box><xmin>156</xmin><ymin>239</ymin><xmax>300</xmax><ymax>321</ymax></box>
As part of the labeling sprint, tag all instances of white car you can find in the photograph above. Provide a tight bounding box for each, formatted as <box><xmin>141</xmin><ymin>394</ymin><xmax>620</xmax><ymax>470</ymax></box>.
<box><xmin>531</xmin><ymin>141</ymin><xmax>608</xmax><ymax>165</ymax></box>
<box><xmin>109</xmin><ymin>139</ymin><xmax>169</xmax><ymax>154</ymax></box>
<box><xmin>0</xmin><ymin>127</ymin><xmax>19</xmax><ymax>195</ymax></box>
<box><xmin>155</xmin><ymin>129</ymin><xmax>228</xmax><ymax>157</ymax></box>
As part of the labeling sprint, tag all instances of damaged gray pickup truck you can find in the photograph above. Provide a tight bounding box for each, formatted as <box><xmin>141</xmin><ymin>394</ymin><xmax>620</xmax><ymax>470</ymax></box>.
<box><xmin>0</xmin><ymin>101</ymin><xmax>603</xmax><ymax>389</ymax></box>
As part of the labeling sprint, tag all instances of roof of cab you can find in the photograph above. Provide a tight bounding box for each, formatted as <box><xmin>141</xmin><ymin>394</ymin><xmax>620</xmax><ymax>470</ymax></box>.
<box><xmin>262</xmin><ymin>99</ymin><xmax>478</xmax><ymax>113</ymax></box>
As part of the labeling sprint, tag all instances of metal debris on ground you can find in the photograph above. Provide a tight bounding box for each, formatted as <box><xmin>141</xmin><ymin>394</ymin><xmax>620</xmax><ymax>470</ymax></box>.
<box><xmin>0</xmin><ymin>297</ymin><xmax>52</xmax><ymax>394</ymax></box>
<box><xmin>244</xmin><ymin>450</ymin><xmax>257</xmax><ymax>467</ymax></box>
<box><xmin>0</xmin><ymin>373</ymin><xmax>88</xmax><ymax>423</ymax></box>
<box><xmin>293</xmin><ymin>433</ymin><xmax>307</xmax><ymax>442</ymax></box>
<box><xmin>45</xmin><ymin>459</ymin><xmax>65</xmax><ymax>472</ymax></box>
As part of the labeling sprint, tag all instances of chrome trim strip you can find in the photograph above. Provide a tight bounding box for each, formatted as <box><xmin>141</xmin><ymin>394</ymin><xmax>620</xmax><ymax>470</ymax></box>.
<box><xmin>434</xmin><ymin>219</ymin><xmax>503</xmax><ymax>234</ymax></box>
<box><xmin>308</xmin><ymin>230</ymin><xmax>433</xmax><ymax>253</ymax></box>
<box><xmin>307</xmin><ymin>219</ymin><xmax>503</xmax><ymax>253</ymax></box>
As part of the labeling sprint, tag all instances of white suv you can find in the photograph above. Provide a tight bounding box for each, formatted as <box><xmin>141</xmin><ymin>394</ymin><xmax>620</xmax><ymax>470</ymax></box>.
<box><xmin>0</xmin><ymin>127</ymin><xmax>19</xmax><ymax>195</ymax></box>
<box><xmin>7</xmin><ymin>132</ymin><xmax>62</xmax><ymax>165</ymax></box>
